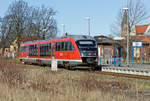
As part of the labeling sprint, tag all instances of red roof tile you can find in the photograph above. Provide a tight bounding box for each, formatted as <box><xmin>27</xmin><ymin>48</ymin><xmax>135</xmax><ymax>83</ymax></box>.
<box><xmin>135</xmin><ymin>24</ymin><xmax>150</xmax><ymax>35</ymax></box>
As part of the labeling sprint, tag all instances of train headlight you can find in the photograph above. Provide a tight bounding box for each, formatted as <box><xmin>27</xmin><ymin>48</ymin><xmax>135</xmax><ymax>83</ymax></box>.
<box><xmin>81</xmin><ymin>53</ymin><xmax>84</xmax><ymax>57</ymax></box>
<box><xmin>88</xmin><ymin>53</ymin><xmax>92</xmax><ymax>56</ymax></box>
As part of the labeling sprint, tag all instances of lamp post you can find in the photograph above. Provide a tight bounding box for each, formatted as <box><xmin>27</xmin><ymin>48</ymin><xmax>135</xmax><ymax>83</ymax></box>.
<box><xmin>43</xmin><ymin>28</ymin><xmax>47</xmax><ymax>39</ymax></box>
<box><xmin>61</xmin><ymin>24</ymin><xmax>65</xmax><ymax>36</ymax></box>
<box><xmin>85</xmin><ymin>16</ymin><xmax>91</xmax><ymax>36</ymax></box>
<box><xmin>123</xmin><ymin>7</ymin><xmax>129</xmax><ymax>67</ymax></box>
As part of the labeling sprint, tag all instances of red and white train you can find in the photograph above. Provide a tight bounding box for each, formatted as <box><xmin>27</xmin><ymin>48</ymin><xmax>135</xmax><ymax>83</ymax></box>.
<box><xmin>19</xmin><ymin>35</ymin><xmax>98</xmax><ymax>69</ymax></box>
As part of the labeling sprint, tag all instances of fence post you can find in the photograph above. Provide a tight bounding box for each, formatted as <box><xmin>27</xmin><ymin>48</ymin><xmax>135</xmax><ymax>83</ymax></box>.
<box><xmin>51</xmin><ymin>57</ymin><xmax>57</xmax><ymax>71</ymax></box>
<box><xmin>141</xmin><ymin>47</ymin><xmax>143</xmax><ymax>64</ymax></box>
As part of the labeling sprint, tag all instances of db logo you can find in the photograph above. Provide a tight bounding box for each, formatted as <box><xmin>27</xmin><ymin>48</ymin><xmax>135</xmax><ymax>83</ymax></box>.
<box><xmin>60</xmin><ymin>53</ymin><xmax>63</xmax><ymax>56</ymax></box>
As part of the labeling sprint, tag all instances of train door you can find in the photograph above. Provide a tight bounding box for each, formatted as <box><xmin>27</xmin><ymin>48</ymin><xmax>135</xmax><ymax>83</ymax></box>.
<box><xmin>26</xmin><ymin>46</ymin><xmax>29</xmax><ymax>58</ymax></box>
<box><xmin>52</xmin><ymin>43</ymin><xmax>55</xmax><ymax>59</ymax></box>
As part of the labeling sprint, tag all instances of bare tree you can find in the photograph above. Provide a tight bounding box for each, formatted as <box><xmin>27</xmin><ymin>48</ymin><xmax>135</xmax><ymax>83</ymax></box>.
<box><xmin>0</xmin><ymin>15</ymin><xmax>16</xmax><ymax>54</ymax></box>
<box><xmin>0</xmin><ymin>0</ymin><xmax>57</xmax><ymax>53</ymax></box>
<box><xmin>110</xmin><ymin>0</ymin><xmax>150</xmax><ymax>37</ymax></box>
<box><xmin>27</xmin><ymin>6</ymin><xmax>57</xmax><ymax>39</ymax></box>
<box><xmin>6</xmin><ymin>0</ymin><xmax>30</xmax><ymax>52</ymax></box>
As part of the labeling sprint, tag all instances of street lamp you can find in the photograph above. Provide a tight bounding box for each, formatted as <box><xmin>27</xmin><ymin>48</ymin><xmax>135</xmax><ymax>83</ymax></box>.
<box><xmin>123</xmin><ymin>7</ymin><xmax>129</xmax><ymax>67</ymax></box>
<box><xmin>61</xmin><ymin>24</ymin><xmax>65</xmax><ymax>36</ymax></box>
<box><xmin>43</xmin><ymin>28</ymin><xmax>47</xmax><ymax>39</ymax></box>
<box><xmin>85</xmin><ymin>16</ymin><xmax>91</xmax><ymax>36</ymax></box>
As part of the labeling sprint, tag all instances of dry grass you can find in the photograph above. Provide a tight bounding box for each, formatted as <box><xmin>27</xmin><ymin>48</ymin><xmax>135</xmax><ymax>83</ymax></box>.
<box><xmin>0</xmin><ymin>57</ymin><xmax>150</xmax><ymax>101</ymax></box>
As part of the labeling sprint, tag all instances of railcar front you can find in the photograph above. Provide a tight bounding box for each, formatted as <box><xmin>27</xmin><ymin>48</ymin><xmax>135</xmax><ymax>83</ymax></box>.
<box><xmin>75</xmin><ymin>39</ymin><xmax>98</xmax><ymax>66</ymax></box>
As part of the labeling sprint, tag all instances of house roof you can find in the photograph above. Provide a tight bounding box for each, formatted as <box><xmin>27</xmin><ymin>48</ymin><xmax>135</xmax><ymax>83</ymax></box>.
<box><xmin>135</xmin><ymin>24</ymin><xmax>150</xmax><ymax>35</ymax></box>
<box><xmin>94</xmin><ymin>35</ymin><xmax>123</xmax><ymax>46</ymax></box>
<box><xmin>94</xmin><ymin>35</ymin><xmax>114</xmax><ymax>43</ymax></box>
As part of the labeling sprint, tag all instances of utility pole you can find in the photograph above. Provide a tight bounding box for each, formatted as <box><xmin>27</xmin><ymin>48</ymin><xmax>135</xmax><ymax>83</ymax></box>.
<box><xmin>61</xmin><ymin>24</ymin><xmax>65</xmax><ymax>36</ymax></box>
<box><xmin>85</xmin><ymin>16</ymin><xmax>91</xmax><ymax>36</ymax></box>
<box><xmin>123</xmin><ymin>7</ymin><xmax>129</xmax><ymax>67</ymax></box>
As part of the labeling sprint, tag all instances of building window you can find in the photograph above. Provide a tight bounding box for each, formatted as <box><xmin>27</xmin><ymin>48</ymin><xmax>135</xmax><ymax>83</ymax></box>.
<box><xmin>138</xmin><ymin>33</ymin><xmax>143</xmax><ymax>36</ymax></box>
<box><xmin>29</xmin><ymin>45</ymin><xmax>38</xmax><ymax>56</ymax></box>
<box><xmin>143</xmin><ymin>43</ymin><xmax>149</xmax><ymax>46</ymax></box>
<box><xmin>40</xmin><ymin>43</ymin><xmax>51</xmax><ymax>57</ymax></box>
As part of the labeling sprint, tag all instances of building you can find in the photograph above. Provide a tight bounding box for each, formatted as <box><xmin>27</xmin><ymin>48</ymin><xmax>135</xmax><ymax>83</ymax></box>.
<box><xmin>10</xmin><ymin>36</ymin><xmax>43</xmax><ymax>52</ymax></box>
<box><xmin>8</xmin><ymin>36</ymin><xmax>43</xmax><ymax>58</ymax></box>
<box><xmin>121</xmin><ymin>8</ymin><xmax>150</xmax><ymax>63</ymax></box>
<box><xmin>130</xmin><ymin>24</ymin><xmax>150</xmax><ymax>62</ymax></box>
<box><xmin>94</xmin><ymin>35</ymin><xmax>122</xmax><ymax>58</ymax></box>
<box><xmin>121</xmin><ymin>9</ymin><xmax>130</xmax><ymax>39</ymax></box>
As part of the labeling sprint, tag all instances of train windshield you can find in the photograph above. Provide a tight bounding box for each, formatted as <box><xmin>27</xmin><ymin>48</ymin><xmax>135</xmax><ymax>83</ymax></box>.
<box><xmin>76</xmin><ymin>40</ymin><xmax>96</xmax><ymax>47</ymax></box>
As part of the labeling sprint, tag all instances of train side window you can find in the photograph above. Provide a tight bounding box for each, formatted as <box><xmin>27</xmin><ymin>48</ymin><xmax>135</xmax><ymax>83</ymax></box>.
<box><xmin>24</xmin><ymin>46</ymin><xmax>27</xmax><ymax>52</ymax></box>
<box><xmin>34</xmin><ymin>45</ymin><xmax>38</xmax><ymax>56</ymax></box>
<box><xmin>40</xmin><ymin>44</ymin><xmax>44</xmax><ymax>56</ymax></box>
<box><xmin>40</xmin><ymin>43</ymin><xmax>51</xmax><ymax>57</ymax></box>
<box><xmin>47</xmin><ymin>43</ymin><xmax>51</xmax><ymax>56</ymax></box>
<box><xmin>64</xmin><ymin>41</ymin><xmax>75</xmax><ymax>51</ymax></box>
<box><xmin>64</xmin><ymin>42</ymin><xmax>69</xmax><ymax>51</ymax></box>
<box><xmin>56</xmin><ymin>42</ymin><xmax>65</xmax><ymax>51</ymax></box>
<box><xmin>20</xmin><ymin>46</ymin><xmax>26</xmax><ymax>52</ymax></box>
<box><xmin>29</xmin><ymin>45</ymin><xmax>38</xmax><ymax>56</ymax></box>
<box><xmin>68</xmin><ymin>41</ymin><xmax>75</xmax><ymax>51</ymax></box>
<box><xmin>60</xmin><ymin>42</ymin><xmax>65</xmax><ymax>51</ymax></box>
<box><xmin>56</xmin><ymin>42</ymin><xmax>74</xmax><ymax>51</ymax></box>
<box><xmin>56</xmin><ymin>42</ymin><xmax>61</xmax><ymax>51</ymax></box>
<box><xmin>29</xmin><ymin>45</ymin><xmax>32</xmax><ymax>56</ymax></box>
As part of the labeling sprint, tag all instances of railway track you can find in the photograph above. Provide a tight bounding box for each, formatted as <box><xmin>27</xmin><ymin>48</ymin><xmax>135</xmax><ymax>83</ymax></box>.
<box><xmin>74</xmin><ymin>67</ymin><xmax>150</xmax><ymax>80</ymax></box>
<box><xmin>94</xmin><ymin>71</ymin><xmax>150</xmax><ymax>80</ymax></box>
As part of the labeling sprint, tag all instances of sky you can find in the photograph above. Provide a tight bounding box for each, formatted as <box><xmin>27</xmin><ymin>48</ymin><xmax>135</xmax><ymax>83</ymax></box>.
<box><xmin>0</xmin><ymin>0</ymin><xmax>150</xmax><ymax>37</ymax></box>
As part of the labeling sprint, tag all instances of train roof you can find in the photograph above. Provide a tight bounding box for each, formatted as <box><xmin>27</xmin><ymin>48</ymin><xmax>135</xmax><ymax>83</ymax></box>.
<box><xmin>22</xmin><ymin>40</ymin><xmax>45</xmax><ymax>44</ymax></box>
<box><xmin>22</xmin><ymin>35</ymin><xmax>95</xmax><ymax>45</ymax></box>
<box><xmin>61</xmin><ymin>35</ymin><xmax>95</xmax><ymax>41</ymax></box>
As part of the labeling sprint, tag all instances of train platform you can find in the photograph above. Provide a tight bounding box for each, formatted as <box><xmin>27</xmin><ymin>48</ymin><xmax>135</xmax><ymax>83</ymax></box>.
<box><xmin>101</xmin><ymin>64</ymin><xmax>150</xmax><ymax>76</ymax></box>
